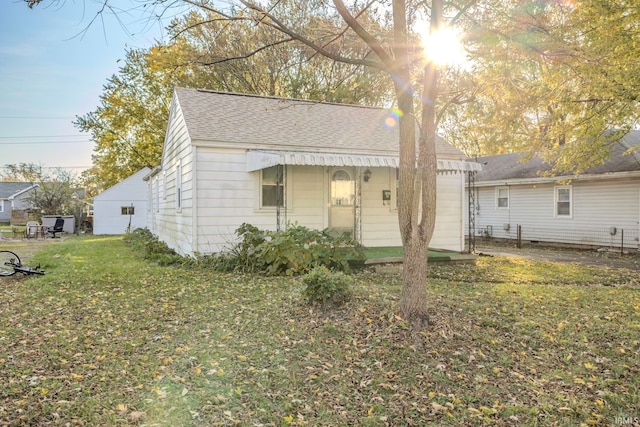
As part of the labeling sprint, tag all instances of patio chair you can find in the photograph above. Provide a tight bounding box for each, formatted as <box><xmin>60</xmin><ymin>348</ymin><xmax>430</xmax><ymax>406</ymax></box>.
<box><xmin>25</xmin><ymin>221</ymin><xmax>40</xmax><ymax>239</ymax></box>
<box><xmin>47</xmin><ymin>217</ymin><xmax>65</xmax><ymax>238</ymax></box>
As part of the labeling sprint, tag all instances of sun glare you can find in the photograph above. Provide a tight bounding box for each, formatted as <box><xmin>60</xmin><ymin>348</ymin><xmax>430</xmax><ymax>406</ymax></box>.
<box><xmin>421</xmin><ymin>25</ymin><xmax>466</xmax><ymax>66</ymax></box>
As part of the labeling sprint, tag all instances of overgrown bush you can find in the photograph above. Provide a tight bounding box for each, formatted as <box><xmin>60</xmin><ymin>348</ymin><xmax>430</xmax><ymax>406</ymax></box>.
<box><xmin>123</xmin><ymin>228</ymin><xmax>185</xmax><ymax>266</ymax></box>
<box><xmin>200</xmin><ymin>223</ymin><xmax>364</xmax><ymax>275</ymax></box>
<box><xmin>301</xmin><ymin>265</ymin><xmax>353</xmax><ymax>305</ymax></box>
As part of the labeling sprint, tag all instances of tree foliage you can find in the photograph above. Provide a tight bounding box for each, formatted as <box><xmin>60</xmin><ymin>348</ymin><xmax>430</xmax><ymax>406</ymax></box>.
<box><xmin>75</xmin><ymin>6</ymin><xmax>393</xmax><ymax>192</ymax></box>
<box><xmin>1</xmin><ymin>163</ymin><xmax>82</xmax><ymax>217</ymax></box>
<box><xmin>440</xmin><ymin>0</ymin><xmax>640</xmax><ymax>174</ymax></box>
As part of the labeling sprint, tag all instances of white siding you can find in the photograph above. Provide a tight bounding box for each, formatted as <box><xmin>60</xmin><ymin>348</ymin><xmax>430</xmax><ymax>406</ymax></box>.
<box><xmin>189</xmin><ymin>154</ymin><xmax>465</xmax><ymax>254</ymax></box>
<box><xmin>93</xmin><ymin>168</ymin><xmax>150</xmax><ymax>235</ymax></box>
<box><xmin>470</xmin><ymin>177</ymin><xmax>640</xmax><ymax>247</ymax></box>
<box><xmin>153</xmin><ymin>102</ymin><xmax>194</xmax><ymax>255</ymax></box>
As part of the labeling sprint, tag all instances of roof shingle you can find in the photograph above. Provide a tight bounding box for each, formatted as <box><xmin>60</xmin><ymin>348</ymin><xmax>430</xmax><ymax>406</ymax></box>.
<box><xmin>174</xmin><ymin>88</ymin><xmax>465</xmax><ymax>160</ymax></box>
<box><xmin>475</xmin><ymin>130</ymin><xmax>640</xmax><ymax>182</ymax></box>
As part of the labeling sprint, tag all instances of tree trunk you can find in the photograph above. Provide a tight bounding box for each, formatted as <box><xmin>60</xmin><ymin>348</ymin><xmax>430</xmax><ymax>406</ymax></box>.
<box><xmin>397</xmin><ymin>0</ymin><xmax>441</xmax><ymax>331</ymax></box>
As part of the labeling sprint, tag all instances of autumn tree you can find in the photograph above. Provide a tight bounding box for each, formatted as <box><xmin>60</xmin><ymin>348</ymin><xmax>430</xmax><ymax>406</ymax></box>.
<box><xmin>1</xmin><ymin>163</ymin><xmax>83</xmax><ymax>218</ymax></box>
<box><xmin>440</xmin><ymin>0</ymin><xmax>640</xmax><ymax>173</ymax></box>
<box><xmin>75</xmin><ymin>6</ymin><xmax>393</xmax><ymax>192</ymax></box>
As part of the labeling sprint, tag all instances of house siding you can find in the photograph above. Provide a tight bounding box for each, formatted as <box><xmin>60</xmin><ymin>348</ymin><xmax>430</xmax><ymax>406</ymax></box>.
<box><xmin>152</xmin><ymin>88</ymin><xmax>471</xmax><ymax>256</ymax></box>
<box><xmin>470</xmin><ymin>177</ymin><xmax>640</xmax><ymax>247</ymax></box>
<box><xmin>189</xmin><ymin>151</ymin><xmax>465</xmax><ymax>254</ymax></box>
<box><xmin>93</xmin><ymin>168</ymin><xmax>150</xmax><ymax>235</ymax></box>
<box><xmin>154</xmin><ymin>101</ymin><xmax>194</xmax><ymax>255</ymax></box>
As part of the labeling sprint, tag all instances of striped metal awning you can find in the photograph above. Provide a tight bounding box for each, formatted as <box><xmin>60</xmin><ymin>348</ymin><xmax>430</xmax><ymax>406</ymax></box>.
<box><xmin>246</xmin><ymin>150</ymin><xmax>482</xmax><ymax>173</ymax></box>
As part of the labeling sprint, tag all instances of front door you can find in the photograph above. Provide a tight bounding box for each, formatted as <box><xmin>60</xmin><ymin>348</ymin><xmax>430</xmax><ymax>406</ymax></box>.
<box><xmin>329</xmin><ymin>168</ymin><xmax>355</xmax><ymax>236</ymax></box>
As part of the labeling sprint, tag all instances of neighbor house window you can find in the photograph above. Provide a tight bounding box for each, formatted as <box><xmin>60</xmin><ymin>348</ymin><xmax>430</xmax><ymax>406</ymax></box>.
<box><xmin>176</xmin><ymin>160</ymin><xmax>182</xmax><ymax>211</ymax></box>
<box><xmin>121</xmin><ymin>206</ymin><xmax>135</xmax><ymax>215</ymax></box>
<box><xmin>0</xmin><ymin>202</ymin><xmax>4</xmax><ymax>213</ymax></box>
<box><xmin>496</xmin><ymin>186</ymin><xmax>509</xmax><ymax>209</ymax></box>
<box><xmin>261</xmin><ymin>165</ymin><xmax>285</xmax><ymax>207</ymax></box>
<box><xmin>555</xmin><ymin>186</ymin><xmax>572</xmax><ymax>217</ymax></box>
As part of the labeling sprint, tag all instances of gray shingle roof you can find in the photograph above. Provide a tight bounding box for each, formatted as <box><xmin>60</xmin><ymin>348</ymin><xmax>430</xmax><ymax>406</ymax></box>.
<box><xmin>475</xmin><ymin>130</ymin><xmax>640</xmax><ymax>182</ymax></box>
<box><xmin>0</xmin><ymin>182</ymin><xmax>35</xmax><ymax>199</ymax></box>
<box><xmin>174</xmin><ymin>88</ymin><xmax>466</xmax><ymax>160</ymax></box>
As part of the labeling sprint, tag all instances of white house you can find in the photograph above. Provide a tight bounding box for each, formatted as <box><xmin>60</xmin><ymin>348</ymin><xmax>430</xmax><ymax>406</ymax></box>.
<box><xmin>0</xmin><ymin>182</ymin><xmax>38</xmax><ymax>225</ymax></box>
<box><xmin>469</xmin><ymin>130</ymin><xmax>640</xmax><ymax>249</ymax></box>
<box><xmin>145</xmin><ymin>88</ymin><xmax>481</xmax><ymax>256</ymax></box>
<box><xmin>93</xmin><ymin>168</ymin><xmax>150</xmax><ymax>235</ymax></box>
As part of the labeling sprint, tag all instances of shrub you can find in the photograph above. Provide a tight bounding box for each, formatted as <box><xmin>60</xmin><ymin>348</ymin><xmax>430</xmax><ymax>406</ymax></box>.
<box><xmin>123</xmin><ymin>228</ymin><xmax>186</xmax><ymax>266</ymax></box>
<box><xmin>203</xmin><ymin>223</ymin><xmax>364</xmax><ymax>275</ymax></box>
<box><xmin>301</xmin><ymin>265</ymin><xmax>353</xmax><ymax>305</ymax></box>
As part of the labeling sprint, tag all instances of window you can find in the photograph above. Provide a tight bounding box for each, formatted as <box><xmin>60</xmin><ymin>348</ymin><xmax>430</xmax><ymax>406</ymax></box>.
<box><xmin>261</xmin><ymin>165</ymin><xmax>285</xmax><ymax>207</ymax></box>
<box><xmin>154</xmin><ymin>176</ymin><xmax>160</xmax><ymax>212</ymax></box>
<box><xmin>496</xmin><ymin>186</ymin><xmax>509</xmax><ymax>209</ymax></box>
<box><xmin>162</xmin><ymin>171</ymin><xmax>167</xmax><ymax>200</ymax></box>
<box><xmin>0</xmin><ymin>202</ymin><xmax>4</xmax><ymax>213</ymax></box>
<box><xmin>330</xmin><ymin>170</ymin><xmax>354</xmax><ymax>206</ymax></box>
<box><xmin>176</xmin><ymin>160</ymin><xmax>182</xmax><ymax>211</ymax></box>
<box><xmin>121</xmin><ymin>206</ymin><xmax>135</xmax><ymax>215</ymax></box>
<box><xmin>555</xmin><ymin>186</ymin><xmax>572</xmax><ymax>217</ymax></box>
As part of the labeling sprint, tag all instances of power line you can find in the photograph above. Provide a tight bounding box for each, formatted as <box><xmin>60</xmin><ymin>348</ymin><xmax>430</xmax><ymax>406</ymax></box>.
<box><xmin>0</xmin><ymin>141</ymin><xmax>92</xmax><ymax>145</ymax></box>
<box><xmin>0</xmin><ymin>135</ymin><xmax>89</xmax><ymax>139</ymax></box>
<box><xmin>0</xmin><ymin>116</ymin><xmax>75</xmax><ymax>120</ymax></box>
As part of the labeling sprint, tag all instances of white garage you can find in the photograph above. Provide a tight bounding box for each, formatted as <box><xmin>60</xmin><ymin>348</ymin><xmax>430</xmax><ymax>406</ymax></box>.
<box><xmin>93</xmin><ymin>168</ymin><xmax>150</xmax><ymax>235</ymax></box>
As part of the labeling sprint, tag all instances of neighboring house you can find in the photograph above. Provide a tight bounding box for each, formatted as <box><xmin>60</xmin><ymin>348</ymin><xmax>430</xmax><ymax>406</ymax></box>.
<box><xmin>469</xmin><ymin>130</ymin><xmax>640</xmax><ymax>249</ymax></box>
<box><xmin>0</xmin><ymin>182</ymin><xmax>38</xmax><ymax>224</ymax></box>
<box><xmin>145</xmin><ymin>88</ymin><xmax>481</xmax><ymax>256</ymax></box>
<box><xmin>93</xmin><ymin>168</ymin><xmax>150</xmax><ymax>235</ymax></box>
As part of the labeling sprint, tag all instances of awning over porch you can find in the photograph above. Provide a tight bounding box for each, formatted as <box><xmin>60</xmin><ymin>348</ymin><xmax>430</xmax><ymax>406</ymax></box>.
<box><xmin>246</xmin><ymin>150</ymin><xmax>482</xmax><ymax>173</ymax></box>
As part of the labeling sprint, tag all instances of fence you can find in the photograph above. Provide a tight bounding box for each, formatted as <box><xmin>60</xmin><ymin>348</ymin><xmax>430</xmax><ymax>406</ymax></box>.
<box><xmin>470</xmin><ymin>225</ymin><xmax>639</xmax><ymax>253</ymax></box>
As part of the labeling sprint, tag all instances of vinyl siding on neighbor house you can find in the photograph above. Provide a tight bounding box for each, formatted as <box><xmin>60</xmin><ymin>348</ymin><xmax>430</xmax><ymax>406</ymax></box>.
<box><xmin>93</xmin><ymin>168</ymin><xmax>150</xmax><ymax>235</ymax></box>
<box><xmin>471</xmin><ymin>177</ymin><xmax>640</xmax><ymax>247</ymax></box>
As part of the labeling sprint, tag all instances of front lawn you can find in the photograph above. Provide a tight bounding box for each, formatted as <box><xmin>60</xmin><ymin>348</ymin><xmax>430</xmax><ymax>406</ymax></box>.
<box><xmin>1</xmin><ymin>236</ymin><xmax>638</xmax><ymax>426</ymax></box>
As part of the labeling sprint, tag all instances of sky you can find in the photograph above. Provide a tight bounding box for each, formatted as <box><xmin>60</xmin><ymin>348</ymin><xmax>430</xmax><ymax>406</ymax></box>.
<box><xmin>0</xmin><ymin>0</ymin><xmax>173</xmax><ymax>175</ymax></box>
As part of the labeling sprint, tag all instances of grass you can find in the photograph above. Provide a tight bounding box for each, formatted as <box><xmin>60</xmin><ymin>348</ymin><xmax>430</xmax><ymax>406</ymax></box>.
<box><xmin>362</xmin><ymin>246</ymin><xmax>457</xmax><ymax>261</ymax></box>
<box><xmin>1</xmin><ymin>236</ymin><xmax>639</xmax><ymax>426</ymax></box>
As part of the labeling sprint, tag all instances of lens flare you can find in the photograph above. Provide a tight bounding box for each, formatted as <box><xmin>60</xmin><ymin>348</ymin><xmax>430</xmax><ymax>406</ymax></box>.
<box><xmin>384</xmin><ymin>108</ymin><xmax>404</xmax><ymax>129</ymax></box>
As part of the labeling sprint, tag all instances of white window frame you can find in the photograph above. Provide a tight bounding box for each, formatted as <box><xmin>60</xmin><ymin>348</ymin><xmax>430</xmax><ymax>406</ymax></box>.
<box><xmin>154</xmin><ymin>176</ymin><xmax>160</xmax><ymax>213</ymax></box>
<box><xmin>259</xmin><ymin>165</ymin><xmax>287</xmax><ymax>209</ymax></box>
<box><xmin>554</xmin><ymin>185</ymin><xmax>572</xmax><ymax>218</ymax></box>
<box><xmin>162</xmin><ymin>171</ymin><xmax>167</xmax><ymax>200</ymax></box>
<box><xmin>175</xmin><ymin>159</ymin><xmax>182</xmax><ymax>212</ymax></box>
<box><xmin>121</xmin><ymin>206</ymin><xmax>135</xmax><ymax>215</ymax></box>
<box><xmin>496</xmin><ymin>186</ymin><xmax>509</xmax><ymax>210</ymax></box>
<box><xmin>0</xmin><ymin>201</ymin><xmax>4</xmax><ymax>213</ymax></box>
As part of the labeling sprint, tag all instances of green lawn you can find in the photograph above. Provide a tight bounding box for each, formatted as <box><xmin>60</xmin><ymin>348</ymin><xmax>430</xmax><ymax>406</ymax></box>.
<box><xmin>362</xmin><ymin>246</ymin><xmax>458</xmax><ymax>261</ymax></box>
<box><xmin>1</xmin><ymin>236</ymin><xmax>639</xmax><ymax>426</ymax></box>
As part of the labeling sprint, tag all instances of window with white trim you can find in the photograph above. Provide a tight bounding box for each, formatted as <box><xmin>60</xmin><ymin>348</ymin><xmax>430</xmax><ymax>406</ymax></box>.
<box><xmin>496</xmin><ymin>186</ymin><xmax>509</xmax><ymax>209</ymax></box>
<box><xmin>162</xmin><ymin>171</ymin><xmax>167</xmax><ymax>200</ymax></box>
<box><xmin>555</xmin><ymin>185</ymin><xmax>572</xmax><ymax>217</ymax></box>
<box><xmin>0</xmin><ymin>202</ymin><xmax>4</xmax><ymax>213</ymax></box>
<box><xmin>261</xmin><ymin>165</ymin><xmax>285</xmax><ymax>207</ymax></box>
